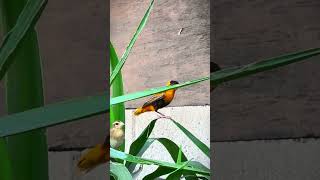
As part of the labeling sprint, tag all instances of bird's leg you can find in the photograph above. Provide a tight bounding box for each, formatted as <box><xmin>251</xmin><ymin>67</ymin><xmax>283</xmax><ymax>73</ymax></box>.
<box><xmin>155</xmin><ymin>111</ymin><xmax>172</xmax><ymax>120</ymax></box>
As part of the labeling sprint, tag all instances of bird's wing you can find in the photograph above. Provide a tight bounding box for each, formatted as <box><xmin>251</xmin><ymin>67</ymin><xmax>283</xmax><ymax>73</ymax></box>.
<box><xmin>142</xmin><ymin>93</ymin><xmax>165</xmax><ymax>108</ymax></box>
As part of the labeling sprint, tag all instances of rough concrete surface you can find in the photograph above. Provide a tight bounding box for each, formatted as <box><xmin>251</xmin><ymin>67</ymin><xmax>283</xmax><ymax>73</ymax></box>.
<box><xmin>213</xmin><ymin>138</ymin><xmax>320</xmax><ymax>180</ymax></box>
<box><xmin>111</xmin><ymin>0</ymin><xmax>210</xmax><ymax>108</ymax></box>
<box><xmin>212</xmin><ymin>0</ymin><xmax>320</xmax><ymax>141</ymax></box>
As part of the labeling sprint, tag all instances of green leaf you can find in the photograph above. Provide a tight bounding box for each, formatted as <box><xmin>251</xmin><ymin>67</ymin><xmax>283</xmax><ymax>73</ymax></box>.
<box><xmin>111</xmin><ymin>76</ymin><xmax>209</xmax><ymax>105</ymax></box>
<box><xmin>142</xmin><ymin>138</ymin><xmax>197</xmax><ymax>180</ymax></box>
<box><xmin>110</xmin><ymin>162</ymin><xmax>133</xmax><ymax>180</ymax></box>
<box><xmin>0</xmin><ymin>138</ymin><xmax>13</xmax><ymax>180</ymax></box>
<box><xmin>0</xmin><ymin>0</ymin><xmax>47</xmax><ymax>81</ymax></box>
<box><xmin>166</xmin><ymin>161</ymin><xmax>191</xmax><ymax>180</ymax></box>
<box><xmin>177</xmin><ymin>145</ymin><xmax>182</xmax><ymax>164</ymax></box>
<box><xmin>1</xmin><ymin>0</ymin><xmax>48</xmax><ymax>179</ymax></box>
<box><xmin>211</xmin><ymin>48</ymin><xmax>320</xmax><ymax>86</ymax></box>
<box><xmin>0</xmin><ymin>94</ymin><xmax>107</xmax><ymax>137</ymax></box>
<box><xmin>126</xmin><ymin>119</ymin><xmax>157</xmax><ymax>171</ymax></box>
<box><xmin>126</xmin><ymin>117</ymin><xmax>206</xmax><ymax>179</ymax></box>
<box><xmin>110</xmin><ymin>42</ymin><xmax>125</xmax><ymax>121</ymax></box>
<box><xmin>110</xmin><ymin>42</ymin><xmax>125</xmax><ymax>152</ymax></box>
<box><xmin>110</xmin><ymin>0</ymin><xmax>154</xmax><ymax>84</ymax></box>
<box><xmin>111</xmin><ymin>148</ymin><xmax>210</xmax><ymax>176</ymax></box>
<box><xmin>171</xmin><ymin>119</ymin><xmax>210</xmax><ymax>158</ymax></box>
<box><xmin>143</xmin><ymin>167</ymin><xmax>173</xmax><ymax>180</ymax></box>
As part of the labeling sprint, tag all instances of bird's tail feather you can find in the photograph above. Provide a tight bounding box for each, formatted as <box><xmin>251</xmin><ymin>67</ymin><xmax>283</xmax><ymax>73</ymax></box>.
<box><xmin>134</xmin><ymin>108</ymin><xmax>143</xmax><ymax>116</ymax></box>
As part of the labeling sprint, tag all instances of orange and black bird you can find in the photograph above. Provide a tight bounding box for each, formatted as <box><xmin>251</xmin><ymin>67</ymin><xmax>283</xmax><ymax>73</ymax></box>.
<box><xmin>134</xmin><ymin>80</ymin><xmax>179</xmax><ymax>118</ymax></box>
<box><xmin>210</xmin><ymin>62</ymin><xmax>221</xmax><ymax>92</ymax></box>
<box><xmin>77</xmin><ymin>135</ymin><xmax>110</xmax><ymax>174</ymax></box>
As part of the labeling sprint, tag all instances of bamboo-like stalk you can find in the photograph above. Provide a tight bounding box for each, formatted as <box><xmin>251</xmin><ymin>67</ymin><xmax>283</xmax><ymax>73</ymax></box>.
<box><xmin>0</xmin><ymin>1</ymin><xmax>48</xmax><ymax>180</ymax></box>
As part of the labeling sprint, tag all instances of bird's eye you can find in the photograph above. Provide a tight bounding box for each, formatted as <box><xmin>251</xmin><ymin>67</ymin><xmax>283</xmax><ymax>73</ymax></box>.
<box><xmin>115</xmin><ymin>122</ymin><xmax>119</xmax><ymax>125</ymax></box>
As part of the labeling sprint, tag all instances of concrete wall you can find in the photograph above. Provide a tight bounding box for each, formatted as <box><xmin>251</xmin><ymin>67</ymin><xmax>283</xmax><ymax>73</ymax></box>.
<box><xmin>212</xmin><ymin>0</ymin><xmax>320</xmax><ymax>179</ymax></box>
<box><xmin>111</xmin><ymin>0</ymin><xmax>210</xmax><ymax>108</ymax></box>
<box><xmin>212</xmin><ymin>0</ymin><xmax>320</xmax><ymax>141</ymax></box>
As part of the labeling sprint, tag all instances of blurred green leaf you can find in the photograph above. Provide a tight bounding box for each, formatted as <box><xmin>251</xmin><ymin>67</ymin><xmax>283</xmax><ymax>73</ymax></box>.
<box><xmin>110</xmin><ymin>0</ymin><xmax>154</xmax><ymax>84</ymax></box>
<box><xmin>0</xmin><ymin>0</ymin><xmax>47</xmax><ymax>81</ymax></box>
<box><xmin>1</xmin><ymin>0</ymin><xmax>49</xmax><ymax>179</ymax></box>
<box><xmin>0</xmin><ymin>94</ymin><xmax>107</xmax><ymax>137</ymax></box>
<box><xmin>110</xmin><ymin>162</ymin><xmax>132</xmax><ymax>180</ymax></box>
<box><xmin>211</xmin><ymin>48</ymin><xmax>320</xmax><ymax>86</ymax></box>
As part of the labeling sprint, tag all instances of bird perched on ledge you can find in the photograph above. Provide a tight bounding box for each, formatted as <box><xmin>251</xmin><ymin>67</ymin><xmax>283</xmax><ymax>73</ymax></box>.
<box><xmin>77</xmin><ymin>121</ymin><xmax>125</xmax><ymax>174</ymax></box>
<box><xmin>134</xmin><ymin>80</ymin><xmax>179</xmax><ymax>118</ymax></box>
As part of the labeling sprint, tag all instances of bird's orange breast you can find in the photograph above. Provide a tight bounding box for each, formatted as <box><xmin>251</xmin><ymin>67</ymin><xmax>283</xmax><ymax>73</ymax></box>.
<box><xmin>163</xmin><ymin>89</ymin><xmax>176</xmax><ymax>103</ymax></box>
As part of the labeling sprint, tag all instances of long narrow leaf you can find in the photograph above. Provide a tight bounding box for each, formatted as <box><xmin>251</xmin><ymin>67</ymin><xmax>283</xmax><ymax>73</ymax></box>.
<box><xmin>110</xmin><ymin>0</ymin><xmax>154</xmax><ymax>84</ymax></box>
<box><xmin>111</xmin><ymin>148</ymin><xmax>210</xmax><ymax>176</ymax></box>
<box><xmin>110</xmin><ymin>42</ymin><xmax>125</xmax><ymax>153</ymax></box>
<box><xmin>111</xmin><ymin>48</ymin><xmax>320</xmax><ymax>106</ymax></box>
<box><xmin>171</xmin><ymin>119</ymin><xmax>210</xmax><ymax>158</ymax></box>
<box><xmin>111</xmin><ymin>76</ymin><xmax>209</xmax><ymax>105</ymax></box>
<box><xmin>110</xmin><ymin>42</ymin><xmax>125</xmax><ymax>121</ymax></box>
<box><xmin>126</xmin><ymin>119</ymin><xmax>157</xmax><ymax>170</ymax></box>
<box><xmin>0</xmin><ymin>0</ymin><xmax>47</xmax><ymax>81</ymax></box>
<box><xmin>1</xmin><ymin>48</ymin><xmax>319</xmax><ymax>138</ymax></box>
<box><xmin>211</xmin><ymin>48</ymin><xmax>320</xmax><ymax>85</ymax></box>
<box><xmin>0</xmin><ymin>94</ymin><xmax>107</xmax><ymax>137</ymax></box>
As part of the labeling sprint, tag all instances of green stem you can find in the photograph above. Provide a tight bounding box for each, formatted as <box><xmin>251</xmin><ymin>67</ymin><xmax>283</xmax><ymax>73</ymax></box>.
<box><xmin>110</xmin><ymin>43</ymin><xmax>125</xmax><ymax>152</ymax></box>
<box><xmin>0</xmin><ymin>0</ymin><xmax>48</xmax><ymax>180</ymax></box>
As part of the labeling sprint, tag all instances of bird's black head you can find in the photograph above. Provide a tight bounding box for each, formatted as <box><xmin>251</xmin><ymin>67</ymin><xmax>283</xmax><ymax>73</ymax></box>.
<box><xmin>169</xmin><ymin>80</ymin><xmax>179</xmax><ymax>85</ymax></box>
